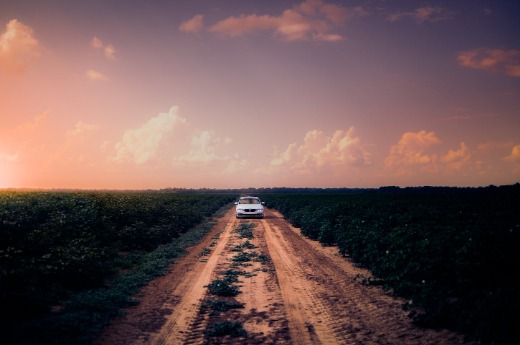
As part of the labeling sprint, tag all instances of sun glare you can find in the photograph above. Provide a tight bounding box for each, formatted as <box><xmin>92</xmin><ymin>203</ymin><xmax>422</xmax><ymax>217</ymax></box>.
<box><xmin>0</xmin><ymin>165</ymin><xmax>14</xmax><ymax>189</ymax></box>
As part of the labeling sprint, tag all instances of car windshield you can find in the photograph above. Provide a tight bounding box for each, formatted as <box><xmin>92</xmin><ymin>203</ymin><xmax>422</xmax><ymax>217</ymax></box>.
<box><xmin>239</xmin><ymin>198</ymin><xmax>260</xmax><ymax>205</ymax></box>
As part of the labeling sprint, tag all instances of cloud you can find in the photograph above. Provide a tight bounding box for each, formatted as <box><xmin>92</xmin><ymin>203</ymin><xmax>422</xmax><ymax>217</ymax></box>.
<box><xmin>209</xmin><ymin>14</ymin><xmax>278</xmax><ymax>37</ymax></box>
<box><xmin>90</xmin><ymin>36</ymin><xmax>103</xmax><ymax>49</ymax></box>
<box><xmin>44</xmin><ymin>121</ymin><xmax>101</xmax><ymax>165</ymax></box>
<box><xmin>85</xmin><ymin>69</ymin><xmax>108</xmax><ymax>81</ymax></box>
<box><xmin>505</xmin><ymin>145</ymin><xmax>520</xmax><ymax>162</ymax></box>
<box><xmin>16</xmin><ymin>111</ymin><xmax>48</xmax><ymax>132</ymax></box>
<box><xmin>384</xmin><ymin>130</ymin><xmax>441</xmax><ymax>174</ymax></box>
<box><xmin>179</xmin><ymin>14</ymin><xmax>205</xmax><ymax>33</ymax></box>
<box><xmin>172</xmin><ymin>130</ymin><xmax>247</xmax><ymax>174</ymax></box>
<box><xmin>112</xmin><ymin>106</ymin><xmax>247</xmax><ymax>175</ymax></box>
<box><xmin>382</xmin><ymin>134</ymin><xmax>520</xmax><ymax>185</ymax></box>
<box><xmin>113</xmin><ymin>106</ymin><xmax>186</xmax><ymax>164</ymax></box>
<box><xmin>505</xmin><ymin>145</ymin><xmax>520</xmax><ymax>174</ymax></box>
<box><xmin>67</xmin><ymin>121</ymin><xmax>98</xmax><ymax>137</ymax></box>
<box><xmin>442</xmin><ymin>142</ymin><xmax>471</xmax><ymax>171</ymax></box>
<box><xmin>384</xmin><ymin>130</ymin><xmax>478</xmax><ymax>179</ymax></box>
<box><xmin>387</xmin><ymin>6</ymin><xmax>452</xmax><ymax>23</ymax></box>
<box><xmin>181</xmin><ymin>0</ymin><xmax>366</xmax><ymax>41</ymax></box>
<box><xmin>0</xmin><ymin>19</ymin><xmax>40</xmax><ymax>75</ymax></box>
<box><xmin>175</xmin><ymin>130</ymin><xmax>231</xmax><ymax>163</ymax></box>
<box><xmin>269</xmin><ymin>127</ymin><xmax>371</xmax><ymax>175</ymax></box>
<box><xmin>103</xmin><ymin>44</ymin><xmax>116</xmax><ymax>60</ymax></box>
<box><xmin>457</xmin><ymin>48</ymin><xmax>520</xmax><ymax>77</ymax></box>
<box><xmin>90</xmin><ymin>36</ymin><xmax>116</xmax><ymax>60</ymax></box>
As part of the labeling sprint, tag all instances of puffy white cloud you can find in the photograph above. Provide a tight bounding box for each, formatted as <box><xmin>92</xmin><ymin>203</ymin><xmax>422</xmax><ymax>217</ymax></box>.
<box><xmin>184</xmin><ymin>0</ymin><xmax>366</xmax><ymax>42</ymax></box>
<box><xmin>457</xmin><ymin>48</ymin><xmax>520</xmax><ymax>77</ymax></box>
<box><xmin>172</xmin><ymin>130</ymin><xmax>246</xmax><ymax>174</ymax></box>
<box><xmin>209</xmin><ymin>14</ymin><xmax>278</xmax><ymax>37</ymax></box>
<box><xmin>90</xmin><ymin>36</ymin><xmax>116</xmax><ymax>60</ymax></box>
<box><xmin>176</xmin><ymin>130</ymin><xmax>227</xmax><ymax>163</ymax></box>
<box><xmin>505</xmin><ymin>145</ymin><xmax>520</xmax><ymax>174</ymax></box>
<box><xmin>384</xmin><ymin>130</ymin><xmax>441</xmax><ymax>174</ymax></box>
<box><xmin>384</xmin><ymin>131</ymin><xmax>479</xmax><ymax>180</ymax></box>
<box><xmin>222</xmin><ymin>156</ymin><xmax>249</xmax><ymax>174</ymax></box>
<box><xmin>85</xmin><ymin>69</ymin><xmax>108</xmax><ymax>81</ymax></box>
<box><xmin>90</xmin><ymin>36</ymin><xmax>103</xmax><ymax>49</ymax></box>
<box><xmin>113</xmin><ymin>106</ymin><xmax>186</xmax><ymax>164</ymax></box>
<box><xmin>269</xmin><ymin>127</ymin><xmax>371</xmax><ymax>175</ymax></box>
<box><xmin>387</xmin><ymin>130</ymin><xmax>440</xmax><ymax>162</ymax></box>
<box><xmin>103</xmin><ymin>44</ymin><xmax>116</xmax><ymax>60</ymax></box>
<box><xmin>179</xmin><ymin>14</ymin><xmax>205</xmax><ymax>33</ymax></box>
<box><xmin>0</xmin><ymin>19</ymin><xmax>40</xmax><ymax>75</ymax></box>
<box><xmin>505</xmin><ymin>145</ymin><xmax>520</xmax><ymax>162</ymax></box>
<box><xmin>442</xmin><ymin>142</ymin><xmax>471</xmax><ymax>171</ymax></box>
<box><xmin>112</xmin><ymin>106</ymin><xmax>247</xmax><ymax>175</ymax></box>
<box><xmin>387</xmin><ymin>6</ymin><xmax>452</xmax><ymax>23</ymax></box>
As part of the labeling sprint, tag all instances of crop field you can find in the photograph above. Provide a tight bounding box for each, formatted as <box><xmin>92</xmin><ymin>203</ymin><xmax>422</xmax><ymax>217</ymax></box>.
<box><xmin>0</xmin><ymin>191</ymin><xmax>236</xmax><ymax>345</ymax></box>
<box><xmin>260</xmin><ymin>184</ymin><xmax>520</xmax><ymax>345</ymax></box>
<box><xmin>1</xmin><ymin>185</ymin><xmax>519</xmax><ymax>345</ymax></box>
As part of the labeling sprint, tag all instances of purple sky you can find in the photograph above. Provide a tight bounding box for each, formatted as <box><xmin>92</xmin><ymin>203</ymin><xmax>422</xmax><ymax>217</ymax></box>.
<box><xmin>1</xmin><ymin>0</ymin><xmax>519</xmax><ymax>189</ymax></box>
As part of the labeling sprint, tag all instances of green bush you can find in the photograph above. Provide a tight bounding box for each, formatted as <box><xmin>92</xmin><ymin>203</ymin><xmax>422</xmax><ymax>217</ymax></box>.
<box><xmin>207</xmin><ymin>279</ymin><xmax>240</xmax><ymax>297</ymax></box>
<box><xmin>204</xmin><ymin>321</ymin><xmax>247</xmax><ymax>337</ymax></box>
<box><xmin>262</xmin><ymin>185</ymin><xmax>520</xmax><ymax>344</ymax></box>
<box><xmin>0</xmin><ymin>191</ymin><xmax>236</xmax><ymax>345</ymax></box>
<box><xmin>205</xmin><ymin>300</ymin><xmax>244</xmax><ymax>313</ymax></box>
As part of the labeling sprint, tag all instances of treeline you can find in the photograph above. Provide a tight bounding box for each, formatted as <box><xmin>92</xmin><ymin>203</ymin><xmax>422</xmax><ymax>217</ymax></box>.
<box><xmin>261</xmin><ymin>184</ymin><xmax>520</xmax><ymax>345</ymax></box>
<box><xmin>0</xmin><ymin>191</ymin><xmax>236</xmax><ymax>345</ymax></box>
<box><xmin>159</xmin><ymin>183</ymin><xmax>520</xmax><ymax>195</ymax></box>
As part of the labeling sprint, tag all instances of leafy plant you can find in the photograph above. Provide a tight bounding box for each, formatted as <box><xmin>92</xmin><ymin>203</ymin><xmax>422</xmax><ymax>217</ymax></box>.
<box><xmin>0</xmin><ymin>191</ymin><xmax>237</xmax><ymax>345</ymax></box>
<box><xmin>254</xmin><ymin>254</ymin><xmax>270</xmax><ymax>264</ymax></box>
<box><xmin>261</xmin><ymin>185</ymin><xmax>520</xmax><ymax>344</ymax></box>
<box><xmin>205</xmin><ymin>300</ymin><xmax>244</xmax><ymax>313</ymax></box>
<box><xmin>234</xmin><ymin>223</ymin><xmax>255</xmax><ymax>239</ymax></box>
<box><xmin>204</xmin><ymin>321</ymin><xmax>247</xmax><ymax>337</ymax></box>
<box><xmin>230</xmin><ymin>240</ymin><xmax>256</xmax><ymax>252</ymax></box>
<box><xmin>207</xmin><ymin>279</ymin><xmax>240</xmax><ymax>297</ymax></box>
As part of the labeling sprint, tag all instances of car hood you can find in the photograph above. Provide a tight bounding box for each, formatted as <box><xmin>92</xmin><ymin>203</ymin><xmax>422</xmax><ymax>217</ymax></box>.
<box><xmin>236</xmin><ymin>204</ymin><xmax>263</xmax><ymax>210</ymax></box>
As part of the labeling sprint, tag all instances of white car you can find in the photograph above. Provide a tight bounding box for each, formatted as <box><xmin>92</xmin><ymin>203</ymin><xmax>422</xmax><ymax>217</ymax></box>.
<box><xmin>235</xmin><ymin>196</ymin><xmax>265</xmax><ymax>218</ymax></box>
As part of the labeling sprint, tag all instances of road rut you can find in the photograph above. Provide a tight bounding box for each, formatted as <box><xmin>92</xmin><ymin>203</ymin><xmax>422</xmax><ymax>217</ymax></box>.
<box><xmin>96</xmin><ymin>207</ymin><xmax>472</xmax><ymax>345</ymax></box>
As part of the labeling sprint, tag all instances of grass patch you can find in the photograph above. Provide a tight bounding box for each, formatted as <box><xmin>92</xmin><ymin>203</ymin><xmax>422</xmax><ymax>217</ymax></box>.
<box><xmin>234</xmin><ymin>223</ymin><xmax>255</xmax><ymax>239</ymax></box>
<box><xmin>205</xmin><ymin>300</ymin><xmax>244</xmax><ymax>313</ymax></box>
<box><xmin>224</xmin><ymin>269</ymin><xmax>255</xmax><ymax>280</ymax></box>
<box><xmin>8</xmin><ymin>220</ymin><xmax>218</xmax><ymax>345</ymax></box>
<box><xmin>205</xmin><ymin>321</ymin><xmax>247</xmax><ymax>337</ymax></box>
<box><xmin>231</xmin><ymin>251</ymin><xmax>254</xmax><ymax>263</ymax></box>
<box><xmin>254</xmin><ymin>253</ymin><xmax>270</xmax><ymax>264</ymax></box>
<box><xmin>230</xmin><ymin>240</ymin><xmax>257</xmax><ymax>252</ymax></box>
<box><xmin>200</xmin><ymin>248</ymin><xmax>211</xmax><ymax>256</ymax></box>
<box><xmin>207</xmin><ymin>279</ymin><xmax>240</xmax><ymax>297</ymax></box>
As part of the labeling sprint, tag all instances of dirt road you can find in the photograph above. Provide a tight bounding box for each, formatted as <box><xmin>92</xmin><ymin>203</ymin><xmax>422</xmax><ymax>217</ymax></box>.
<box><xmin>96</xmin><ymin>208</ymin><xmax>472</xmax><ymax>345</ymax></box>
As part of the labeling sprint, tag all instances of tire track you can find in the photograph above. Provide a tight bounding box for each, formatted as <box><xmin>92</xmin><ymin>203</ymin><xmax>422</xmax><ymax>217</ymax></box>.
<box><xmin>148</xmin><ymin>217</ymin><xmax>237</xmax><ymax>345</ymax></box>
<box><xmin>265</xmin><ymin>210</ymin><xmax>472</xmax><ymax>345</ymax></box>
<box><xmin>96</xmin><ymin>207</ymin><xmax>473</xmax><ymax>345</ymax></box>
<box><xmin>262</xmin><ymin>219</ymin><xmax>343</xmax><ymax>344</ymax></box>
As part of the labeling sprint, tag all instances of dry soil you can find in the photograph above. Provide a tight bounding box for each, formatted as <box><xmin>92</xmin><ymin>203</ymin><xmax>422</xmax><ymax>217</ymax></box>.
<box><xmin>95</xmin><ymin>207</ymin><xmax>474</xmax><ymax>345</ymax></box>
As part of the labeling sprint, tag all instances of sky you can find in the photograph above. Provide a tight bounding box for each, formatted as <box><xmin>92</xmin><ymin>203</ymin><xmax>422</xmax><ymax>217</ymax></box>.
<box><xmin>1</xmin><ymin>0</ymin><xmax>519</xmax><ymax>189</ymax></box>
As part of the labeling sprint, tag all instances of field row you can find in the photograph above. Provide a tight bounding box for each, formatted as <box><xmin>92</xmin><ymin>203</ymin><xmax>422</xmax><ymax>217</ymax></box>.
<box><xmin>261</xmin><ymin>185</ymin><xmax>520</xmax><ymax>345</ymax></box>
<box><xmin>0</xmin><ymin>191</ymin><xmax>236</xmax><ymax>345</ymax></box>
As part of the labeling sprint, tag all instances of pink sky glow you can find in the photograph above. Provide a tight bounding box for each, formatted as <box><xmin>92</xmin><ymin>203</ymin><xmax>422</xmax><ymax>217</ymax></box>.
<box><xmin>1</xmin><ymin>0</ymin><xmax>519</xmax><ymax>189</ymax></box>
